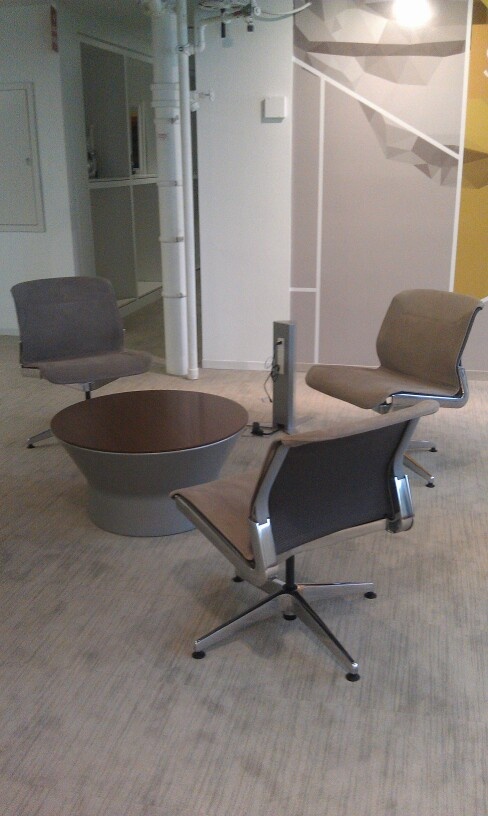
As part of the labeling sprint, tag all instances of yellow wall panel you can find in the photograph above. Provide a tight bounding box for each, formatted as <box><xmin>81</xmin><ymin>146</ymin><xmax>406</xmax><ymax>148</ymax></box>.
<box><xmin>455</xmin><ymin>20</ymin><xmax>488</xmax><ymax>299</ymax></box>
<box><xmin>455</xmin><ymin>187</ymin><xmax>488</xmax><ymax>299</ymax></box>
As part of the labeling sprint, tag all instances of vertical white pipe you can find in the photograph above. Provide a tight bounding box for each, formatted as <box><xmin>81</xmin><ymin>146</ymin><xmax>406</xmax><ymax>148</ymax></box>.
<box><xmin>149</xmin><ymin>2</ymin><xmax>189</xmax><ymax>375</ymax></box>
<box><xmin>176</xmin><ymin>0</ymin><xmax>199</xmax><ymax>379</ymax></box>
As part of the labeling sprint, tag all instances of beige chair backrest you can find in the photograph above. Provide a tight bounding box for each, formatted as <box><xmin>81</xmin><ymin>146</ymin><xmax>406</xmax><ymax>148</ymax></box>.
<box><xmin>376</xmin><ymin>289</ymin><xmax>482</xmax><ymax>390</ymax></box>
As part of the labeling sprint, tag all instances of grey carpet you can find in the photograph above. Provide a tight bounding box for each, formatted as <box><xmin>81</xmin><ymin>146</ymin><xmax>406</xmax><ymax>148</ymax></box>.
<box><xmin>1</xmin><ymin>334</ymin><xmax>487</xmax><ymax>815</ymax></box>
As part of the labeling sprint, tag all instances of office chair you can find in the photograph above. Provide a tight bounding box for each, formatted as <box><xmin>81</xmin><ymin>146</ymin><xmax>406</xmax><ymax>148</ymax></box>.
<box><xmin>306</xmin><ymin>289</ymin><xmax>483</xmax><ymax>486</ymax></box>
<box><xmin>11</xmin><ymin>276</ymin><xmax>152</xmax><ymax>447</ymax></box>
<box><xmin>172</xmin><ymin>401</ymin><xmax>438</xmax><ymax>681</ymax></box>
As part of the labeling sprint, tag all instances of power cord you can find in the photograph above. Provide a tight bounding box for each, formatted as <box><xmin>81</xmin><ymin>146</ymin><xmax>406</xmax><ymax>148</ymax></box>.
<box><xmin>249</xmin><ymin>339</ymin><xmax>283</xmax><ymax>436</ymax></box>
<box><xmin>263</xmin><ymin>339</ymin><xmax>282</xmax><ymax>402</ymax></box>
<box><xmin>250</xmin><ymin>421</ymin><xmax>282</xmax><ymax>437</ymax></box>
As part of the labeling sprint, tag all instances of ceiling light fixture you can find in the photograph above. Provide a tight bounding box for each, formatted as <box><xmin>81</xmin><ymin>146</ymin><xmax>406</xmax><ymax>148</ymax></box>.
<box><xmin>393</xmin><ymin>0</ymin><xmax>433</xmax><ymax>28</ymax></box>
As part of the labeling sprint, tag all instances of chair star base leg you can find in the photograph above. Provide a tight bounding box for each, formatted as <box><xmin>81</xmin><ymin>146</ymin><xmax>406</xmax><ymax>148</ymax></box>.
<box><xmin>297</xmin><ymin>580</ymin><xmax>375</xmax><ymax>602</ymax></box>
<box><xmin>409</xmin><ymin>440</ymin><xmax>437</xmax><ymax>453</ymax></box>
<box><xmin>404</xmin><ymin>453</ymin><xmax>435</xmax><ymax>487</ymax></box>
<box><xmin>193</xmin><ymin>592</ymin><xmax>283</xmax><ymax>655</ymax></box>
<box><xmin>27</xmin><ymin>428</ymin><xmax>53</xmax><ymax>448</ymax></box>
<box><xmin>288</xmin><ymin>589</ymin><xmax>360</xmax><ymax>680</ymax></box>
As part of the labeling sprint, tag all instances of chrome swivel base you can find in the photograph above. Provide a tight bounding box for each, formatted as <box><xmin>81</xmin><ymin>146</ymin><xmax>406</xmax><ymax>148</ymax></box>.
<box><xmin>192</xmin><ymin>557</ymin><xmax>376</xmax><ymax>681</ymax></box>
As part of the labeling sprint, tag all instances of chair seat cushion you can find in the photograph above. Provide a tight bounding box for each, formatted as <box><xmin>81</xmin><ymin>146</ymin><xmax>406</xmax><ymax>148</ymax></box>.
<box><xmin>172</xmin><ymin>470</ymin><xmax>260</xmax><ymax>562</ymax></box>
<box><xmin>35</xmin><ymin>350</ymin><xmax>152</xmax><ymax>385</ymax></box>
<box><xmin>306</xmin><ymin>364</ymin><xmax>458</xmax><ymax>410</ymax></box>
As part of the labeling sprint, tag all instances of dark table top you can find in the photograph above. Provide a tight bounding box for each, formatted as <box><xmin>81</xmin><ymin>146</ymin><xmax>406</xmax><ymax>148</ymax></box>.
<box><xmin>51</xmin><ymin>390</ymin><xmax>249</xmax><ymax>454</ymax></box>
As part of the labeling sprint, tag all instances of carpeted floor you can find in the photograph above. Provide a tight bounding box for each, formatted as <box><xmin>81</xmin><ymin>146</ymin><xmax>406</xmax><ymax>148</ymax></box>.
<box><xmin>1</xmin><ymin>334</ymin><xmax>487</xmax><ymax>815</ymax></box>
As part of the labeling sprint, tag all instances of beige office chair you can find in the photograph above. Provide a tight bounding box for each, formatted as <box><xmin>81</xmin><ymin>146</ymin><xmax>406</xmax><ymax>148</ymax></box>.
<box><xmin>306</xmin><ymin>289</ymin><xmax>483</xmax><ymax>486</ymax></box>
<box><xmin>172</xmin><ymin>401</ymin><xmax>438</xmax><ymax>681</ymax></box>
<box><xmin>11</xmin><ymin>276</ymin><xmax>152</xmax><ymax>447</ymax></box>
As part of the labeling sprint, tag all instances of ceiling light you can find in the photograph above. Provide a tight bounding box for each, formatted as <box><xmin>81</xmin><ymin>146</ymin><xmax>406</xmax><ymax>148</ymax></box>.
<box><xmin>393</xmin><ymin>0</ymin><xmax>433</xmax><ymax>28</ymax></box>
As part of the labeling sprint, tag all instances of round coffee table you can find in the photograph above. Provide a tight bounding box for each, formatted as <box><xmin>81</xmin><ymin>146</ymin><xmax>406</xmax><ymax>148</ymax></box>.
<box><xmin>51</xmin><ymin>390</ymin><xmax>248</xmax><ymax>537</ymax></box>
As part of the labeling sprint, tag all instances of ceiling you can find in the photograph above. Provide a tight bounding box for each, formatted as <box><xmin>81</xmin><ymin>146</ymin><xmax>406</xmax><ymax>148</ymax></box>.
<box><xmin>0</xmin><ymin>0</ymin><xmax>152</xmax><ymax>38</ymax></box>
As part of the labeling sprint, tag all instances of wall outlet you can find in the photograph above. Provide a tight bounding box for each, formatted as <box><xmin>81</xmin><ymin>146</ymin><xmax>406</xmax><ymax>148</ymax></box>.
<box><xmin>276</xmin><ymin>338</ymin><xmax>285</xmax><ymax>372</ymax></box>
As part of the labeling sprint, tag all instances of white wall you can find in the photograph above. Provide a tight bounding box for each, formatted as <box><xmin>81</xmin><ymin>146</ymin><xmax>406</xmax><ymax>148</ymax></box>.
<box><xmin>0</xmin><ymin>2</ymin><xmax>153</xmax><ymax>336</ymax></box>
<box><xmin>3</xmin><ymin>4</ymin><xmax>292</xmax><ymax>370</ymax></box>
<box><xmin>196</xmin><ymin>16</ymin><xmax>293</xmax><ymax>369</ymax></box>
<box><xmin>290</xmin><ymin>1</ymin><xmax>488</xmax><ymax>375</ymax></box>
<box><xmin>57</xmin><ymin>4</ymin><xmax>96</xmax><ymax>282</ymax></box>
<box><xmin>0</xmin><ymin>4</ymin><xmax>75</xmax><ymax>334</ymax></box>
<box><xmin>57</xmin><ymin>5</ymin><xmax>152</xmax><ymax>283</ymax></box>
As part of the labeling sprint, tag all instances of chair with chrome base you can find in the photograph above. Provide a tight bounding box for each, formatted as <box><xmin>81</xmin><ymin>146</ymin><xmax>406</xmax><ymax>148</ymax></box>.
<box><xmin>11</xmin><ymin>276</ymin><xmax>152</xmax><ymax>448</ymax></box>
<box><xmin>171</xmin><ymin>401</ymin><xmax>438</xmax><ymax>681</ymax></box>
<box><xmin>306</xmin><ymin>289</ymin><xmax>483</xmax><ymax>487</ymax></box>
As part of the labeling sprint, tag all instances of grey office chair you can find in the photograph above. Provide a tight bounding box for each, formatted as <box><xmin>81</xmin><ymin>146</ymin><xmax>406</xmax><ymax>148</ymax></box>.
<box><xmin>306</xmin><ymin>289</ymin><xmax>483</xmax><ymax>486</ymax></box>
<box><xmin>172</xmin><ymin>401</ymin><xmax>438</xmax><ymax>681</ymax></box>
<box><xmin>11</xmin><ymin>276</ymin><xmax>152</xmax><ymax>447</ymax></box>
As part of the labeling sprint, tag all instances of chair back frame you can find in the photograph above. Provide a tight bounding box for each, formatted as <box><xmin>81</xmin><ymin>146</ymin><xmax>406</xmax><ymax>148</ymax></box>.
<box><xmin>11</xmin><ymin>276</ymin><xmax>124</xmax><ymax>368</ymax></box>
<box><xmin>387</xmin><ymin>366</ymin><xmax>471</xmax><ymax>412</ymax></box>
<box><xmin>248</xmin><ymin>415</ymin><xmax>424</xmax><ymax>579</ymax></box>
<box><xmin>376</xmin><ymin>289</ymin><xmax>483</xmax><ymax>407</ymax></box>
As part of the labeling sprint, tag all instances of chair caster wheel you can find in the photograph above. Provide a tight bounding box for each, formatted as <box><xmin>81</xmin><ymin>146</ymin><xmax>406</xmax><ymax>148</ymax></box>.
<box><xmin>430</xmin><ymin>447</ymin><xmax>437</xmax><ymax>452</ymax></box>
<box><xmin>364</xmin><ymin>591</ymin><xmax>377</xmax><ymax>599</ymax></box>
<box><xmin>192</xmin><ymin>650</ymin><xmax>206</xmax><ymax>659</ymax></box>
<box><xmin>426</xmin><ymin>482</ymin><xmax>435</xmax><ymax>488</ymax></box>
<box><xmin>232</xmin><ymin>575</ymin><xmax>244</xmax><ymax>583</ymax></box>
<box><xmin>346</xmin><ymin>672</ymin><xmax>360</xmax><ymax>682</ymax></box>
<box><xmin>27</xmin><ymin>443</ymin><xmax>34</xmax><ymax>449</ymax></box>
<box><xmin>283</xmin><ymin>613</ymin><xmax>296</xmax><ymax>621</ymax></box>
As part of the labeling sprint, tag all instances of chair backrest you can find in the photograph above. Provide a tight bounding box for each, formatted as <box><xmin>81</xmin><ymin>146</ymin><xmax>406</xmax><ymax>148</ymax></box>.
<box><xmin>376</xmin><ymin>289</ymin><xmax>483</xmax><ymax>391</ymax></box>
<box><xmin>250</xmin><ymin>401</ymin><xmax>439</xmax><ymax>560</ymax></box>
<box><xmin>11</xmin><ymin>276</ymin><xmax>124</xmax><ymax>365</ymax></box>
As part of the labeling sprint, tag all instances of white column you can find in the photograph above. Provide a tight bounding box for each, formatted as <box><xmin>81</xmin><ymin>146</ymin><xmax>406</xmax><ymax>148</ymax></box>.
<box><xmin>149</xmin><ymin>1</ymin><xmax>189</xmax><ymax>376</ymax></box>
<box><xmin>176</xmin><ymin>0</ymin><xmax>199</xmax><ymax>379</ymax></box>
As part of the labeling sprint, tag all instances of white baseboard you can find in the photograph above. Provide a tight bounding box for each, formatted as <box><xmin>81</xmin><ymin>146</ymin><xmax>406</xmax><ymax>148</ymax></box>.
<box><xmin>202</xmin><ymin>359</ymin><xmax>266</xmax><ymax>371</ymax></box>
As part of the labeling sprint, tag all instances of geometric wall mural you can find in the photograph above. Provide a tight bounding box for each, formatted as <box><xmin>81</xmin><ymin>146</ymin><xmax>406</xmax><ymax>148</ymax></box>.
<box><xmin>454</xmin><ymin>0</ymin><xmax>488</xmax><ymax>300</ymax></box>
<box><xmin>291</xmin><ymin>0</ymin><xmax>471</xmax><ymax>365</ymax></box>
<box><xmin>293</xmin><ymin>0</ymin><xmax>472</xmax><ymax>192</ymax></box>
<box><xmin>294</xmin><ymin>25</ymin><xmax>465</xmax><ymax>87</ymax></box>
<box><xmin>362</xmin><ymin>106</ymin><xmax>458</xmax><ymax>185</ymax></box>
<box><xmin>294</xmin><ymin>0</ymin><xmax>468</xmax><ymax>149</ymax></box>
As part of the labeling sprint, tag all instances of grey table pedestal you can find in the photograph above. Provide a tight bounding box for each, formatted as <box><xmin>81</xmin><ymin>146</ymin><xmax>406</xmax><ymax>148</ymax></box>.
<box><xmin>51</xmin><ymin>390</ymin><xmax>248</xmax><ymax>537</ymax></box>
